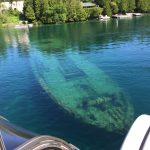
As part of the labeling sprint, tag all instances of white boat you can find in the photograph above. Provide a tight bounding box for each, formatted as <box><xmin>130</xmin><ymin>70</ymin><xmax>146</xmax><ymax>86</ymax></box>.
<box><xmin>112</xmin><ymin>14</ymin><xmax>132</xmax><ymax>19</ymax></box>
<box><xmin>15</xmin><ymin>25</ymin><xmax>28</xmax><ymax>29</ymax></box>
<box><xmin>133</xmin><ymin>13</ymin><xmax>142</xmax><ymax>16</ymax></box>
<box><xmin>99</xmin><ymin>15</ymin><xmax>110</xmax><ymax>21</ymax></box>
<box><xmin>121</xmin><ymin>115</ymin><xmax>150</xmax><ymax>150</ymax></box>
<box><xmin>28</xmin><ymin>24</ymin><xmax>33</xmax><ymax>28</ymax></box>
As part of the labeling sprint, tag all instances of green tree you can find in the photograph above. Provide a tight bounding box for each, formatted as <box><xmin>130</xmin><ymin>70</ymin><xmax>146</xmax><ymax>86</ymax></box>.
<box><xmin>75</xmin><ymin>1</ymin><xmax>87</xmax><ymax>21</ymax></box>
<box><xmin>127</xmin><ymin>0</ymin><xmax>135</xmax><ymax>12</ymax></box>
<box><xmin>110</xmin><ymin>2</ymin><xmax>118</xmax><ymax>14</ymax></box>
<box><xmin>65</xmin><ymin>0</ymin><xmax>78</xmax><ymax>22</ymax></box>
<box><xmin>0</xmin><ymin>13</ymin><xmax>8</xmax><ymax>24</ymax></box>
<box><xmin>55</xmin><ymin>3</ymin><xmax>67</xmax><ymax>22</ymax></box>
<box><xmin>119</xmin><ymin>0</ymin><xmax>128</xmax><ymax>14</ymax></box>
<box><xmin>95</xmin><ymin>0</ymin><xmax>105</xmax><ymax>7</ymax></box>
<box><xmin>40</xmin><ymin>0</ymin><xmax>49</xmax><ymax>23</ymax></box>
<box><xmin>65</xmin><ymin>0</ymin><xmax>87</xmax><ymax>22</ymax></box>
<box><xmin>33</xmin><ymin>0</ymin><xmax>41</xmax><ymax>20</ymax></box>
<box><xmin>23</xmin><ymin>0</ymin><xmax>149</xmax><ymax>24</ymax></box>
<box><xmin>49</xmin><ymin>3</ymin><xmax>67</xmax><ymax>23</ymax></box>
<box><xmin>137</xmin><ymin>0</ymin><xmax>150</xmax><ymax>12</ymax></box>
<box><xmin>103</xmin><ymin>0</ymin><xmax>112</xmax><ymax>16</ymax></box>
<box><xmin>86</xmin><ymin>7</ymin><xmax>103</xmax><ymax>18</ymax></box>
<box><xmin>24</xmin><ymin>0</ymin><xmax>34</xmax><ymax>22</ymax></box>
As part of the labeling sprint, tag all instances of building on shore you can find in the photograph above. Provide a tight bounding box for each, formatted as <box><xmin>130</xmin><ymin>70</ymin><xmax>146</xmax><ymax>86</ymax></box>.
<box><xmin>1</xmin><ymin>1</ymin><xmax>98</xmax><ymax>12</ymax></box>
<box><xmin>81</xmin><ymin>2</ymin><xmax>96</xmax><ymax>8</ymax></box>
<box><xmin>0</xmin><ymin>1</ymin><xmax>24</xmax><ymax>12</ymax></box>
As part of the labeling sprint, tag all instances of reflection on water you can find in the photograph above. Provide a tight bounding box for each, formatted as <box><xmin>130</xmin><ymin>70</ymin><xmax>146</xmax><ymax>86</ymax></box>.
<box><xmin>0</xmin><ymin>15</ymin><xmax>150</xmax><ymax>150</ymax></box>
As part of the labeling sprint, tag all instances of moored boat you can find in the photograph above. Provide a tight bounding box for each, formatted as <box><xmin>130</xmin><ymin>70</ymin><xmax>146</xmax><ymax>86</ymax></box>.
<box><xmin>133</xmin><ymin>13</ymin><xmax>142</xmax><ymax>16</ymax></box>
<box><xmin>28</xmin><ymin>24</ymin><xmax>34</xmax><ymax>28</ymax></box>
<box><xmin>15</xmin><ymin>25</ymin><xmax>28</xmax><ymax>29</ymax></box>
<box><xmin>99</xmin><ymin>15</ymin><xmax>110</xmax><ymax>21</ymax></box>
<box><xmin>112</xmin><ymin>14</ymin><xmax>133</xmax><ymax>19</ymax></box>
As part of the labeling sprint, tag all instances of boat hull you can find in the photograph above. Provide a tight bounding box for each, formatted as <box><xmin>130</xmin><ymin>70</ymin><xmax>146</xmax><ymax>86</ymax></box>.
<box><xmin>30</xmin><ymin>52</ymin><xmax>134</xmax><ymax>132</ymax></box>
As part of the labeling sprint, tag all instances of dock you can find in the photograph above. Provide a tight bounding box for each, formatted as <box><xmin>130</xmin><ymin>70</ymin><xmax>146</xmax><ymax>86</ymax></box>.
<box><xmin>133</xmin><ymin>13</ymin><xmax>142</xmax><ymax>16</ymax></box>
<box><xmin>112</xmin><ymin>13</ymin><xmax>133</xmax><ymax>19</ymax></box>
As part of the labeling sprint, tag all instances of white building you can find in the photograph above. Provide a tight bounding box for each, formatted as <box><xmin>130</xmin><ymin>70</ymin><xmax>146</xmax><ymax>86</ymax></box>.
<box><xmin>0</xmin><ymin>1</ymin><xmax>24</xmax><ymax>12</ymax></box>
<box><xmin>81</xmin><ymin>2</ymin><xmax>96</xmax><ymax>8</ymax></box>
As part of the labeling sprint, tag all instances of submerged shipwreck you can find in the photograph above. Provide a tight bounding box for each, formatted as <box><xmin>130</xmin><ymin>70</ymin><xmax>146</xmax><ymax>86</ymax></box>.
<box><xmin>31</xmin><ymin>52</ymin><xmax>134</xmax><ymax>132</ymax></box>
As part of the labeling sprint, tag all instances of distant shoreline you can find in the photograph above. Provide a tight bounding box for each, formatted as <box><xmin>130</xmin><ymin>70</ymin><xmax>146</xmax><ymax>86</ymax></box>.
<box><xmin>0</xmin><ymin>13</ymin><xmax>149</xmax><ymax>29</ymax></box>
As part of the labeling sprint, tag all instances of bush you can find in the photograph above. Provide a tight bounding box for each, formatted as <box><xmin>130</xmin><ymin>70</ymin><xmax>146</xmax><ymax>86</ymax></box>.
<box><xmin>76</xmin><ymin>7</ymin><xmax>88</xmax><ymax>21</ymax></box>
<box><xmin>66</xmin><ymin>0</ymin><xmax>88</xmax><ymax>22</ymax></box>
<box><xmin>0</xmin><ymin>14</ymin><xmax>8</xmax><ymax>24</ymax></box>
<box><xmin>24</xmin><ymin>5</ymin><xmax>35</xmax><ymax>22</ymax></box>
<box><xmin>7</xmin><ymin>9</ymin><xmax>20</xmax><ymax>16</ymax></box>
<box><xmin>111</xmin><ymin>2</ymin><xmax>118</xmax><ymax>14</ymax></box>
<box><xmin>0</xmin><ymin>9</ymin><xmax>20</xmax><ymax>25</ymax></box>
<box><xmin>103</xmin><ymin>0</ymin><xmax>112</xmax><ymax>16</ymax></box>
<box><xmin>86</xmin><ymin>7</ymin><xmax>103</xmax><ymax>19</ymax></box>
<box><xmin>8</xmin><ymin>16</ymin><xmax>20</xmax><ymax>23</ymax></box>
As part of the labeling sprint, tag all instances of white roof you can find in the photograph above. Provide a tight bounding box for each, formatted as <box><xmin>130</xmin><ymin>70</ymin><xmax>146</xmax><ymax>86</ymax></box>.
<box><xmin>82</xmin><ymin>2</ymin><xmax>96</xmax><ymax>7</ymax></box>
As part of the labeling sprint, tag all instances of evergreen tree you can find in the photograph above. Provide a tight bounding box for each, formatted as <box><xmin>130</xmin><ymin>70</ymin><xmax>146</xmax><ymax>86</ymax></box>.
<box><xmin>86</xmin><ymin>7</ymin><xmax>103</xmax><ymax>18</ymax></box>
<box><xmin>22</xmin><ymin>0</ymin><xmax>150</xmax><ymax>24</ymax></box>
<box><xmin>40</xmin><ymin>0</ymin><xmax>49</xmax><ymax>23</ymax></box>
<box><xmin>75</xmin><ymin>0</ymin><xmax>87</xmax><ymax>21</ymax></box>
<box><xmin>33</xmin><ymin>0</ymin><xmax>41</xmax><ymax>20</ymax></box>
<box><xmin>23</xmin><ymin>0</ymin><xmax>35</xmax><ymax>22</ymax></box>
<box><xmin>25</xmin><ymin>5</ymin><xmax>35</xmax><ymax>22</ymax></box>
<box><xmin>103</xmin><ymin>0</ymin><xmax>112</xmax><ymax>16</ymax></box>
<box><xmin>127</xmin><ymin>0</ymin><xmax>135</xmax><ymax>12</ymax></box>
<box><xmin>137</xmin><ymin>0</ymin><xmax>150</xmax><ymax>12</ymax></box>
<box><xmin>110</xmin><ymin>1</ymin><xmax>118</xmax><ymax>14</ymax></box>
<box><xmin>119</xmin><ymin>0</ymin><xmax>128</xmax><ymax>14</ymax></box>
<box><xmin>65</xmin><ymin>0</ymin><xmax>87</xmax><ymax>22</ymax></box>
<box><xmin>95</xmin><ymin>0</ymin><xmax>105</xmax><ymax>7</ymax></box>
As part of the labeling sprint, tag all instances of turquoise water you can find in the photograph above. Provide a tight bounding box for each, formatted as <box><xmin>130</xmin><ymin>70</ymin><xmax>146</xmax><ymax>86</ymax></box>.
<box><xmin>0</xmin><ymin>15</ymin><xmax>150</xmax><ymax>149</ymax></box>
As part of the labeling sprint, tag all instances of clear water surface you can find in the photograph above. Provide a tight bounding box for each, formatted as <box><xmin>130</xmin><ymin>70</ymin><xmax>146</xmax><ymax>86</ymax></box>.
<box><xmin>0</xmin><ymin>15</ymin><xmax>150</xmax><ymax>150</ymax></box>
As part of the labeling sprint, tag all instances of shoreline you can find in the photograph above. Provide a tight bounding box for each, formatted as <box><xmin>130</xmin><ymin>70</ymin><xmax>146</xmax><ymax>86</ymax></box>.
<box><xmin>0</xmin><ymin>13</ymin><xmax>149</xmax><ymax>29</ymax></box>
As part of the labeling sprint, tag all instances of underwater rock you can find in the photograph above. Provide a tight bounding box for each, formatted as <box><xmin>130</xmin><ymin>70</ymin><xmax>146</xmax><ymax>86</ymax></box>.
<box><xmin>30</xmin><ymin>52</ymin><xmax>134</xmax><ymax>132</ymax></box>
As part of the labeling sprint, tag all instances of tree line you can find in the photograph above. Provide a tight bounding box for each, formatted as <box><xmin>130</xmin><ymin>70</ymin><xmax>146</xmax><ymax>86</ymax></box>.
<box><xmin>94</xmin><ymin>0</ymin><xmax>150</xmax><ymax>16</ymax></box>
<box><xmin>23</xmin><ymin>0</ymin><xmax>103</xmax><ymax>23</ymax></box>
<box><xmin>1</xmin><ymin>0</ymin><xmax>149</xmax><ymax>24</ymax></box>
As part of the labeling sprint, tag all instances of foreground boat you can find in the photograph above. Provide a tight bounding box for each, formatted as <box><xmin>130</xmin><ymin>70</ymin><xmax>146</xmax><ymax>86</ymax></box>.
<box><xmin>30</xmin><ymin>52</ymin><xmax>133</xmax><ymax>132</ymax></box>
<box><xmin>0</xmin><ymin>116</ymin><xmax>79</xmax><ymax>150</ymax></box>
<box><xmin>121</xmin><ymin>114</ymin><xmax>150</xmax><ymax>150</ymax></box>
<box><xmin>1</xmin><ymin>115</ymin><xmax>149</xmax><ymax>150</ymax></box>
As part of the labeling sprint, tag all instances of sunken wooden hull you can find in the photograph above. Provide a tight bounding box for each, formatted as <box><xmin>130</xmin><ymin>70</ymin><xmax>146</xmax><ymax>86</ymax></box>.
<box><xmin>31</xmin><ymin>52</ymin><xmax>134</xmax><ymax>132</ymax></box>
